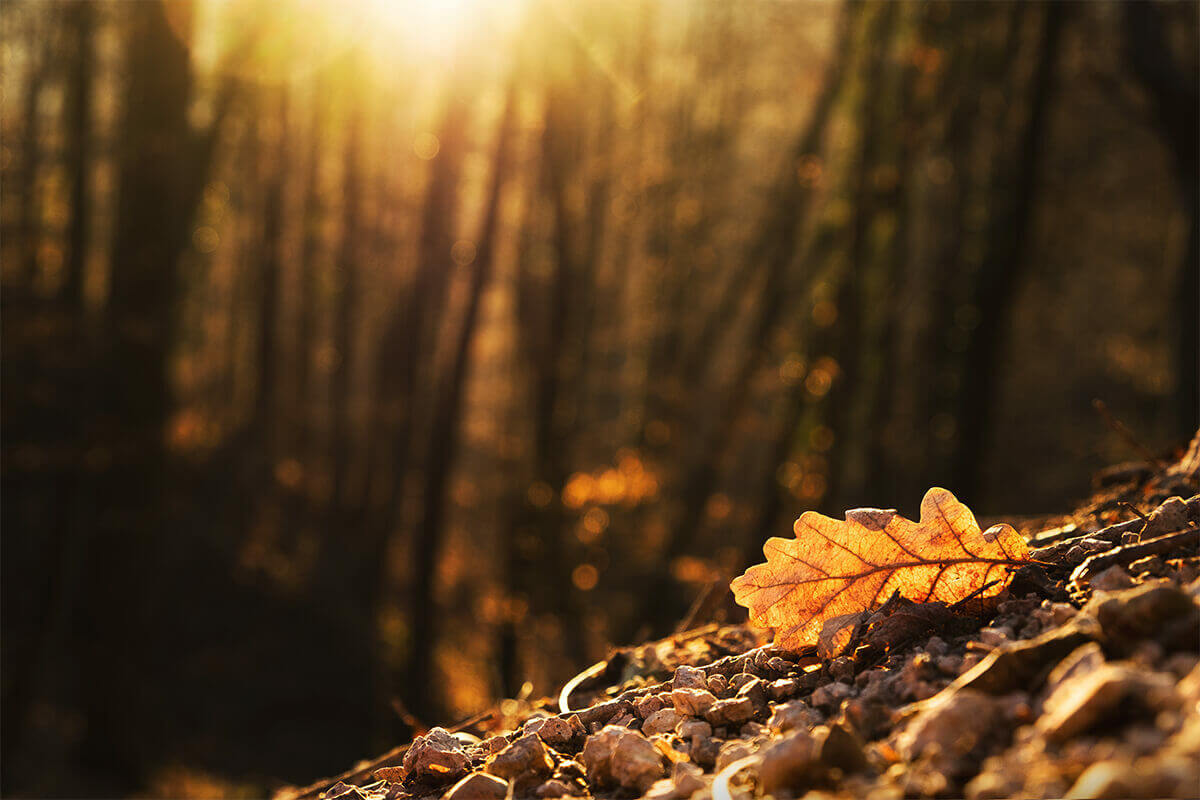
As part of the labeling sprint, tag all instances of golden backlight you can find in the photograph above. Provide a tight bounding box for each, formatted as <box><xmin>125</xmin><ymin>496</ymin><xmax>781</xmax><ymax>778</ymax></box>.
<box><xmin>192</xmin><ymin>0</ymin><xmax>527</xmax><ymax>84</ymax></box>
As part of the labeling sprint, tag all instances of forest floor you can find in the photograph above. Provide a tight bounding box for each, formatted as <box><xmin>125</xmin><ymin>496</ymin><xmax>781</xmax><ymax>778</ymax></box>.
<box><xmin>276</xmin><ymin>434</ymin><xmax>1200</xmax><ymax>800</ymax></box>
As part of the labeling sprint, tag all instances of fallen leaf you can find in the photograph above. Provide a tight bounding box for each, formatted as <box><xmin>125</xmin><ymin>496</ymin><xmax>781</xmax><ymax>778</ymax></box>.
<box><xmin>731</xmin><ymin>487</ymin><xmax>1029</xmax><ymax>653</ymax></box>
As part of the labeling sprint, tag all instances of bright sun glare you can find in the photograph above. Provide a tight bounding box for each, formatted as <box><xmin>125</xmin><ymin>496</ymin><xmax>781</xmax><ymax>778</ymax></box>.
<box><xmin>197</xmin><ymin>0</ymin><xmax>524</xmax><ymax>83</ymax></box>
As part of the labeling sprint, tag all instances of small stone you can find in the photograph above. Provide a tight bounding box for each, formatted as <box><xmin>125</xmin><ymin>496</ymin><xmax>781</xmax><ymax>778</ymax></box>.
<box><xmin>925</xmin><ymin>636</ymin><xmax>949</xmax><ymax>657</ymax></box>
<box><xmin>673</xmin><ymin>665</ymin><xmax>708</xmax><ymax>690</ymax></box>
<box><xmin>644</xmin><ymin>762</ymin><xmax>706</xmax><ymax>800</ymax></box>
<box><xmin>1088</xmin><ymin>582</ymin><xmax>1200</xmax><ymax>655</ymax></box>
<box><xmin>769</xmin><ymin>678</ymin><xmax>801</xmax><ymax>701</ymax></box>
<box><xmin>671</xmin><ymin>762</ymin><xmax>706</xmax><ymax>796</ymax></box>
<box><xmin>817</xmin><ymin>723</ymin><xmax>868</xmax><ymax>774</ymax></box>
<box><xmin>642</xmin><ymin>708</ymin><xmax>684</xmax><ymax>735</ymax></box>
<box><xmin>714</xmin><ymin>741</ymin><xmax>753</xmax><ymax>772</ymax></box>
<box><xmin>735</xmin><ymin>676</ymin><xmax>768</xmax><ymax>708</ymax></box>
<box><xmin>893</xmin><ymin>689</ymin><xmax>1007</xmax><ymax>763</ymax></box>
<box><xmin>481</xmin><ymin>736</ymin><xmax>509</xmax><ymax>755</ymax></box>
<box><xmin>486</xmin><ymin>733</ymin><xmax>554</xmax><ymax>780</ymax></box>
<box><xmin>758</xmin><ymin>731</ymin><xmax>819</xmax><ymax>796</ymax></box>
<box><xmin>372</xmin><ymin>766</ymin><xmax>404</xmax><ymax>783</ymax></box>
<box><xmin>740</xmin><ymin>719</ymin><xmax>770</xmax><ymax>738</ymax></box>
<box><xmin>611</xmin><ymin>712</ymin><xmax>636</xmax><ymax>727</ymax></box>
<box><xmin>810</xmin><ymin>681</ymin><xmax>854</xmax><ymax>711</ymax></box>
<box><xmin>523</xmin><ymin>716</ymin><xmax>549</xmax><ymax>736</ymax></box>
<box><xmin>829</xmin><ymin>657</ymin><xmax>855</xmax><ymax>682</ymax></box>
<box><xmin>536</xmin><ymin>717</ymin><xmax>575</xmax><ymax>749</ymax></box>
<box><xmin>534</xmin><ymin>778</ymin><xmax>576</xmax><ymax>798</ymax></box>
<box><xmin>706</xmin><ymin>674</ymin><xmax>729</xmax><ymax>696</ymax></box>
<box><xmin>704</xmin><ymin>697</ymin><xmax>755</xmax><ymax>727</ymax></box>
<box><xmin>729</xmin><ymin>672</ymin><xmax>757</xmax><ymax>693</ymax></box>
<box><xmin>634</xmin><ymin>694</ymin><xmax>667</xmax><ymax>719</ymax></box>
<box><xmin>934</xmin><ymin>655</ymin><xmax>963</xmax><ymax>675</ymax></box>
<box><xmin>672</xmin><ymin>687</ymin><xmax>718</xmax><ymax>716</ymax></box>
<box><xmin>689</xmin><ymin>735</ymin><xmax>720</xmax><ymax>768</ymax></box>
<box><xmin>553</xmin><ymin>759</ymin><xmax>586</xmax><ymax>782</ymax></box>
<box><xmin>444</xmin><ymin>772</ymin><xmax>509</xmax><ymax>800</ymax></box>
<box><xmin>769</xmin><ymin>700</ymin><xmax>822</xmax><ymax>733</ymax></box>
<box><xmin>402</xmin><ymin>727</ymin><xmax>470</xmax><ymax>783</ymax></box>
<box><xmin>611</xmin><ymin>730</ymin><xmax>666</xmax><ymax>791</ymax></box>
<box><xmin>581</xmin><ymin>725</ymin><xmax>665</xmax><ymax>792</ymax></box>
<box><xmin>765</xmin><ymin>656</ymin><xmax>792</xmax><ymax>674</ymax></box>
<box><xmin>976</xmin><ymin>627</ymin><xmax>1013</xmax><ymax>648</ymax></box>
<box><xmin>1088</xmin><ymin>565</ymin><xmax>1135</xmax><ymax>592</ymax></box>
<box><xmin>1038</xmin><ymin>664</ymin><xmax>1174</xmax><ymax>742</ymax></box>
<box><xmin>1129</xmin><ymin>554</ymin><xmax>1168</xmax><ymax>577</ymax></box>
<box><xmin>676</xmin><ymin>718</ymin><xmax>712</xmax><ymax>741</ymax></box>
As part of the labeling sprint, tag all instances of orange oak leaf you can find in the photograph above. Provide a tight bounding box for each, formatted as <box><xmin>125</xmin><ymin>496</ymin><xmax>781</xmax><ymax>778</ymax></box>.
<box><xmin>731</xmin><ymin>487</ymin><xmax>1030</xmax><ymax>655</ymax></box>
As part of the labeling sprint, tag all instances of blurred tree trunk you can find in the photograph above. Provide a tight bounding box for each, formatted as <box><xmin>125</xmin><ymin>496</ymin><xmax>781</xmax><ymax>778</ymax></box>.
<box><xmin>76</xmin><ymin>0</ymin><xmax>246</xmax><ymax>779</ymax></box>
<box><xmin>254</xmin><ymin>90</ymin><xmax>287</xmax><ymax>463</ymax></box>
<box><xmin>1121</xmin><ymin>1</ymin><xmax>1200</xmax><ymax>441</ymax></box>
<box><xmin>377</xmin><ymin>85</ymin><xmax>468</xmax><ymax>719</ymax></box>
<box><xmin>80</xmin><ymin>0</ymin><xmax>198</xmax><ymax>779</ymax></box>
<box><xmin>62</xmin><ymin>0</ymin><xmax>94</xmax><ymax>310</ymax></box>
<box><xmin>405</xmin><ymin>83</ymin><xmax>516</xmax><ymax>722</ymax></box>
<box><xmin>16</xmin><ymin>13</ymin><xmax>51</xmax><ymax>288</ymax></box>
<box><xmin>822</xmin><ymin>1</ymin><xmax>898</xmax><ymax>514</ymax></box>
<box><xmin>953</xmin><ymin>4</ymin><xmax>1065</xmax><ymax>501</ymax></box>
<box><xmin>331</xmin><ymin>111</ymin><xmax>361</xmax><ymax>521</ymax></box>
<box><xmin>632</xmin><ymin>0</ymin><xmax>858</xmax><ymax>637</ymax></box>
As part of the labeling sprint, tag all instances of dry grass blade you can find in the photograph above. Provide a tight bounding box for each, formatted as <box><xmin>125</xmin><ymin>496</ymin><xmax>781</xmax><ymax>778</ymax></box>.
<box><xmin>731</xmin><ymin>487</ymin><xmax>1030</xmax><ymax>654</ymax></box>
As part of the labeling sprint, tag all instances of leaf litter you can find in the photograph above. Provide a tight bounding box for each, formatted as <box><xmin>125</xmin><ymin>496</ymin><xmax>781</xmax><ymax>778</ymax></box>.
<box><xmin>277</xmin><ymin>431</ymin><xmax>1200</xmax><ymax>800</ymax></box>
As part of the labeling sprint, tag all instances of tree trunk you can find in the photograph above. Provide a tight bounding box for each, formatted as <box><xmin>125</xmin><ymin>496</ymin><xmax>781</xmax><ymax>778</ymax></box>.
<box><xmin>953</xmin><ymin>4</ymin><xmax>1066</xmax><ymax>501</ymax></box>
<box><xmin>404</xmin><ymin>84</ymin><xmax>516</xmax><ymax>722</ymax></box>
<box><xmin>62</xmin><ymin>0</ymin><xmax>94</xmax><ymax>309</ymax></box>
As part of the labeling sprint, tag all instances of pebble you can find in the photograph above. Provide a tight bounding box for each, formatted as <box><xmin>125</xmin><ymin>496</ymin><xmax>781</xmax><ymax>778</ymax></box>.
<box><xmin>975</xmin><ymin>627</ymin><xmax>1012</xmax><ymax>648</ymax></box>
<box><xmin>672</xmin><ymin>687</ymin><xmax>718</xmax><ymax>716</ymax></box>
<box><xmin>893</xmin><ymin>689</ymin><xmax>1007</xmax><ymax>764</ymax></box>
<box><xmin>674</xmin><ymin>665</ymin><xmax>708</xmax><ymax>690</ymax></box>
<box><xmin>829</xmin><ymin>657</ymin><xmax>855</xmax><ymax>682</ymax></box>
<box><xmin>729</xmin><ymin>672</ymin><xmax>757</xmax><ymax>693</ymax></box>
<box><xmin>924</xmin><ymin>636</ymin><xmax>949</xmax><ymax>657</ymax></box>
<box><xmin>444</xmin><ymin>772</ymin><xmax>509</xmax><ymax>800</ymax></box>
<box><xmin>580</xmin><ymin>725</ymin><xmax>665</xmax><ymax>792</ymax></box>
<box><xmin>689</xmin><ymin>735</ymin><xmax>720</xmax><ymax>768</ymax></box>
<box><xmin>402</xmin><ymin>727</ymin><xmax>470</xmax><ymax>783</ymax></box>
<box><xmin>485</xmin><ymin>733</ymin><xmax>554</xmax><ymax>780</ymax></box>
<box><xmin>714</xmin><ymin>741</ymin><xmax>753</xmax><ymax>772</ymax></box>
<box><xmin>768</xmin><ymin>678</ymin><xmax>800</xmax><ymax>701</ymax></box>
<box><xmin>635</xmin><ymin>694</ymin><xmax>666</xmax><ymax>719</ymax></box>
<box><xmin>676</xmin><ymin>718</ymin><xmax>712</xmax><ymax>741</ymax></box>
<box><xmin>1037</xmin><ymin>664</ymin><xmax>1174</xmax><ymax>742</ymax></box>
<box><xmin>704</xmin><ymin>697</ymin><xmax>755</xmax><ymax>727</ymax></box>
<box><xmin>533</xmin><ymin>778</ymin><xmax>575</xmax><ymax>798</ymax></box>
<box><xmin>1088</xmin><ymin>565</ymin><xmax>1135</xmax><ymax>592</ymax></box>
<box><xmin>536</xmin><ymin>717</ymin><xmax>576</xmax><ymax>749</ymax></box>
<box><xmin>758</xmin><ymin>731</ymin><xmax>819</xmax><ymax>795</ymax></box>
<box><xmin>706</xmin><ymin>674</ymin><xmax>729</xmax><ymax>697</ymax></box>
<box><xmin>769</xmin><ymin>700</ymin><xmax>821</xmax><ymax>733</ymax></box>
<box><xmin>644</xmin><ymin>762</ymin><xmax>706</xmax><ymax>800</ymax></box>
<box><xmin>810</xmin><ymin>681</ymin><xmax>853</xmax><ymax>711</ymax></box>
<box><xmin>642</xmin><ymin>708</ymin><xmax>684</xmax><ymax>735</ymax></box>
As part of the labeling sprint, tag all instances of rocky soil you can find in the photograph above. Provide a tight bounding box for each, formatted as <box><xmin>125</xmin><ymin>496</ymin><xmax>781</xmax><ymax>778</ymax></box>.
<box><xmin>278</xmin><ymin>434</ymin><xmax>1200</xmax><ymax>800</ymax></box>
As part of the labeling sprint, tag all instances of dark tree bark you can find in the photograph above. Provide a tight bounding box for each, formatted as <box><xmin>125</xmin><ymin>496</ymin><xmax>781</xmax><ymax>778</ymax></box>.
<box><xmin>16</xmin><ymin>11</ymin><xmax>52</xmax><ymax>288</ymax></box>
<box><xmin>404</xmin><ymin>84</ymin><xmax>517</xmax><ymax>722</ymax></box>
<box><xmin>62</xmin><ymin>0</ymin><xmax>95</xmax><ymax>309</ymax></box>
<box><xmin>630</xmin><ymin>0</ymin><xmax>859</xmax><ymax>637</ymax></box>
<box><xmin>254</xmin><ymin>90</ymin><xmax>288</xmax><ymax>458</ymax></box>
<box><xmin>953</xmin><ymin>4</ymin><xmax>1066</xmax><ymax>501</ymax></box>
<box><xmin>330</xmin><ymin>111</ymin><xmax>361</xmax><ymax>520</ymax></box>
<box><xmin>1121</xmin><ymin>1</ymin><xmax>1200</xmax><ymax>441</ymax></box>
<box><xmin>822</xmin><ymin>1</ymin><xmax>899</xmax><ymax>514</ymax></box>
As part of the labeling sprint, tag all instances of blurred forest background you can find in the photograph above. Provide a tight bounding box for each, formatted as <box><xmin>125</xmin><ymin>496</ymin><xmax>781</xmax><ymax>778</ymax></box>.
<box><xmin>2</xmin><ymin>0</ymin><xmax>1197</xmax><ymax>795</ymax></box>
